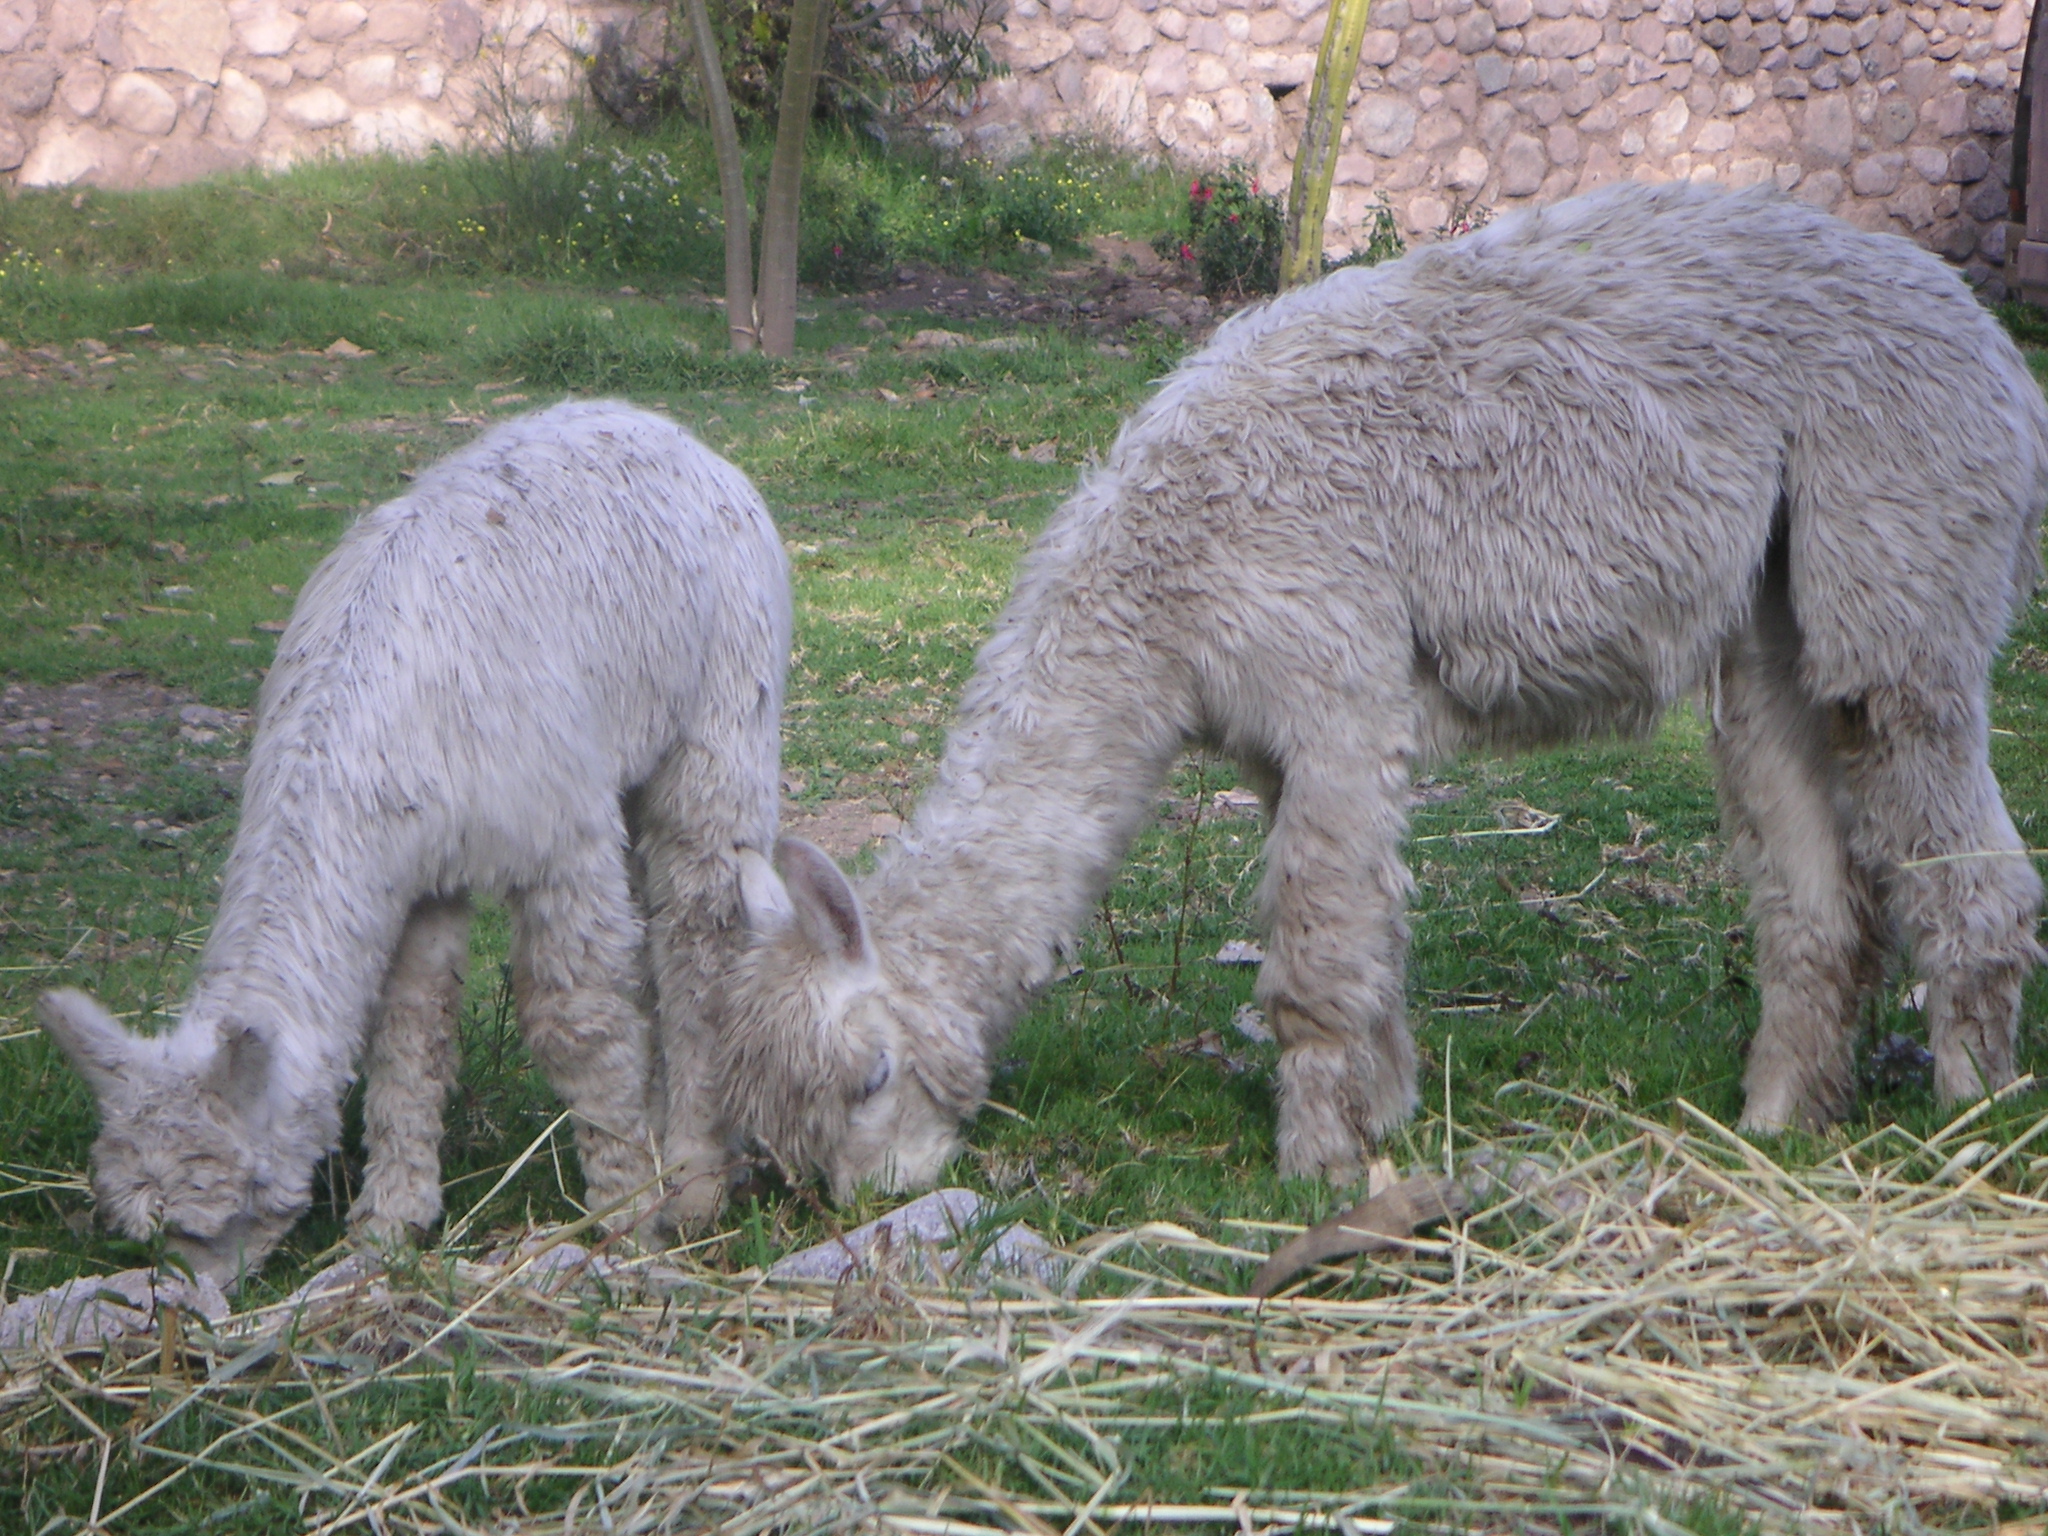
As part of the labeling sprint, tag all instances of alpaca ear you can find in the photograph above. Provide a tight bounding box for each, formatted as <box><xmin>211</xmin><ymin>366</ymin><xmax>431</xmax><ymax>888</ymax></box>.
<box><xmin>774</xmin><ymin>837</ymin><xmax>870</xmax><ymax>967</ymax></box>
<box><xmin>204</xmin><ymin>1020</ymin><xmax>275</xmax><ymax>1109</ymax></box>
<box><xmin>738</xmin><ymin>845</ymin><xmax>796</xmax><ymax>935</ymax></box>
<box><xmin>37</xmin><ymin>988</ymin><xmax>138</xmax><ymax>1097</ymax></box>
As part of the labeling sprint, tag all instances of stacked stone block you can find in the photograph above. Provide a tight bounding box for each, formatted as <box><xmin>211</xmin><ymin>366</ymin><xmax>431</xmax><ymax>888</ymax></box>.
<box><xmin>0</xmin><ymin>0</ymin><xmax>2032</xmax><ymax>293</ymax></box>
<box><xmin>961</xmin><ymin>0</ymin><xmax>2033</xmax><ymax>291</ymax></box>
<box><xmin>0</xmin><ymin>0</ymin><xmax>644</xmax><ymax>191</ymax></box>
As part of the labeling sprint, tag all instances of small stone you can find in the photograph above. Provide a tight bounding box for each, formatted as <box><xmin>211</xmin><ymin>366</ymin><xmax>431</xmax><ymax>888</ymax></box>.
<box><xmin>236</xmin><ymin>1</ymin><xmax>299</xmax><ymax>55</ymax></box>
<box><xmin>304</xmin><ymin>0</ymin><xmax>367</xmax><ymax>42</ymax></box>
<box><xmin>1456</xmin><ymin>9</ymin><xmax>1498</xmax><ymax>49</ymax></box>
<box><xmin>1232</xmin><ymin>1004</ymin><xmax>1275</xmax><ymax>1043</ymax></box>
<box><xmin>122</xmin><ymin>0</ymin><xmax>232</xmax><ymax>84</ymax></box>
<box><xmin>0</xmin><ymin>1269</ymin><xmax>229</xmax><ymax>1358</ymax></box>
<box><xmin>1500</xmin><ymin>130</ymin><xmax>1548</xmax><ymax>191</ymax></box>
<box><xmin>18</xmin><ymin>124</ymin><xmax>101</xmax><ymax>188</ymax></box>
<box><xmin>438</xmin><ymin>0</ymin><xmax>482</xmax><ymax>60</ymax></box>
<box><xmin>1850</xmin><ymin>151</ymin><xmax>1904</xmax><ymax>195</ymax></box>
<box><xmin>1355</xmin><ymin>92</ymin><xmax>1420</xmax><ymax>153</ymax></box>
<box><xmin>214</xmin><ymin>68</ymin><xmax>268</xmax><ymax>141</ymax></box>
<box><xmin>283</xmin><ymin>86</ymin><xmax>349</xmax><ymax>127</ymax></box>
<box><xmin>105</xmin><ymin>71</ymin><xmax>180</xmax><ymax>135</ymax></box>
<box><xmin>767</xmin><ymin>1189</ymin><xmax>1060</xmax><ymax>1289</ymax></box>
<box><xmin>367</xmin><ymin>0</ymin><xmax>431</xmax><ymax>45</ymax></box>
<box><xmin>1947</xmin><ymin>138</ymin><xmax>1990</xmax><ymax>183</ymax></box>
<box><xmin>1801</xmin><ymin>91</ymin><xmax>1854</xmax><ymax>161</ymax></box>
<box><xmin>0</xmin><ymin>56</ymin><xmax>57</xmax><ymax>114</ymax></box>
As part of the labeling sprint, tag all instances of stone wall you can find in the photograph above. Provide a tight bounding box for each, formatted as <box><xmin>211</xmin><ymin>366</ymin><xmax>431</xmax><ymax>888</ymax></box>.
<box><xmin>956</xmin><ymin>0</ymin><xmax>2034</xmax><ymax>292</ymax></box>
<box><xmin>0</xmin><ymin>0</ymin><xmax>651</xmax><ymax>190</ymax></box>
<box><xmin>0</xmin><ymin>0</ymin><xmax>2033</xmax><ymax>294</ymax></box>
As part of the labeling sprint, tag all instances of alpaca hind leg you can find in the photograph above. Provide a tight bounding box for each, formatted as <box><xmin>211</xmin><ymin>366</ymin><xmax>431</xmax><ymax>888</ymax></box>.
<box><xmin>509</xmin><ymin>852</ymin><xmax>666</xmax><ymax>1240</ymax></box>
<box><xmin>1254</xmin><ymin>741</ymin><xmax>1420</xmax><ymax>1184</ymax></box>
<box><xmin>632</xmin><ymin>737</ymin><xmax>778</xmax><ymax>1229</ymax></box>
<box><xmin>352</xmin><ymin>895</ymin><xmax>471</xmax><ymax>1246</ymax></box>
<box><xmin>1712</xmin><ymin>608</ymin><xmax>1877</xmax><ymax>1132</ymax></box>
<box><xmin>1840</xmin><ymin>687</ymin><xmax>2043</xmax><ymax>1105</ymax></box>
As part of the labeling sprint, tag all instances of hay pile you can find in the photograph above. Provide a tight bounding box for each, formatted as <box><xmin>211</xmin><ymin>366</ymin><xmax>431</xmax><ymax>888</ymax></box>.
<box><xmin>4</xmin><ymin>1088</ymin><xmax>2047</xmax><ymax>1534</ymax></box>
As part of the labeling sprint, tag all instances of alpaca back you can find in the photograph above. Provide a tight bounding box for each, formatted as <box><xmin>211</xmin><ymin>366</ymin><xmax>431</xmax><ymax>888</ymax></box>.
<box><xmin>988</xmin><ymin>182</ymin><xmax>2048</xmax><ymax>754</ymax></box>
<box><xmin>237</xmin><ymin>401</ymin><xmax>788</xmax><ymax>891</ymax></box>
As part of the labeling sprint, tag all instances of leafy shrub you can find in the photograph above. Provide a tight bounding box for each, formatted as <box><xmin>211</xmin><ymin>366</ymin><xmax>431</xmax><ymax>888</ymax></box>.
<box><xmin>1325</xmin><ymin>193</ymin><xmax>1407</xmax><ymax>273</ymax></box>
<box><xmin>560</xmin><ymin>144</ymin><xmax>723</xmax><ymax>276</ymax></box>
<box><xmin>896</xmin><ymin>146</ymin><xmax>1110</xmax><ymax>265</ymax></box>
<box><xmin>800</xmin><ymin>159</ymin><xmax>895</xmax><ymax>288</ymax></box>
<box><xmin>0</xmin><ymin>244</ymin><xmax>53</xmax><ymax>332</ymax></box>
<box><xmin>1156</xmin><ymin>167</ymin><xmax>1283</xmax><ymax>298</ymax></box>
<box><xmin>1995</xmin><ymin>299</ymin><xmax>2048</xmax><ymax>348</ymax></box>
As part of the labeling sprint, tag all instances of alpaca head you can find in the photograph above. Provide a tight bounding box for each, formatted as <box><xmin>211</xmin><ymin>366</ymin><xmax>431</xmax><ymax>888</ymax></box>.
<box><xmin>718</xmin><ymin>840</ymin><xmax>974</xmax><ymax>1201</ymax></box>
<box><xmin>37</xmin><ymin>988</ymin><xmax>313</xmax><ymax>1287</ymax></box>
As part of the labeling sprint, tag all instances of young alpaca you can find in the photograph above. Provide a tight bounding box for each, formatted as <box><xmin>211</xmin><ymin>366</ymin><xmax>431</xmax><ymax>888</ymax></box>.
<box><xmin>39</xmin><ymin>400</ymin><xmax>789</xmax><ymax>1284</ymax></box>
<box><xmin>719</xmin><ymin>181</ymin><xmax>2048</xmax><ymax>1200</ymax></box>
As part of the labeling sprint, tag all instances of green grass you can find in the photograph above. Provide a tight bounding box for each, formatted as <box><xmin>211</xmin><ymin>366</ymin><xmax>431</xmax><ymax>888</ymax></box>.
<box><xmin>5</xmin><ymin>148</ymin><xmax>2048</xmax><ymax>1531</ymax></box>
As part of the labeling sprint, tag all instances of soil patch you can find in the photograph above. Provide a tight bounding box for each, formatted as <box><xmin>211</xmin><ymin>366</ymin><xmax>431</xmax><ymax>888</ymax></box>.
<box><xmin>852</xmin><ymin>236</ymin><xmax>1234</xmax><ymax>343</ymax></box>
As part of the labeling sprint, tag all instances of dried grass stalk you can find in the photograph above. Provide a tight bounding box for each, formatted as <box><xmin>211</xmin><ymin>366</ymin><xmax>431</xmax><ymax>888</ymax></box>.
<box><xmin>6</xmin><ymin>1099</ymin><xmax>2047</xmax><ymax>1533</ymax></box>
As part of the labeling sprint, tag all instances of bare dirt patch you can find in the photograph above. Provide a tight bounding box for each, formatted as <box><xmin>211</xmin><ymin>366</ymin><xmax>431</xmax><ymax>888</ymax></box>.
<box><xmin>3</xmin><ymin>673</ymin><xmax>249</xmax><ymax>791</ymax></box>
<box><xmin>780</xmin><ymin>795</ymin><xmax>904</xmax><ymax>861</ymax></box>
<box><xmin>852</xmin><ymin>236</ymin><xmax>1233</xmax><ymax>344</ymax></box>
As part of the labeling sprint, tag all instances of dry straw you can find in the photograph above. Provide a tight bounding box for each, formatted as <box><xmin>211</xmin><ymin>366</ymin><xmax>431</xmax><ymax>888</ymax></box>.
<box><xmin>5</xmin><ymin>1086</ymin><xmax>2048</xmax><ymax>1535</ymax></box>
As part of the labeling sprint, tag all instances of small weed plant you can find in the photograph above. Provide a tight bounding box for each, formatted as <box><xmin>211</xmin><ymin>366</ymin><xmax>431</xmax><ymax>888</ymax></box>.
<box><xmin>1326</xmin><ymin>191</ymin><xmax>1407</xmax><ymax>273</ymax></box>
<box><xmin>560</xmin><ymin>144</ymin><xmax>722</xmax><ymax>276</ymax></box>
<box><xmin>1157</xmin><ymin>166</ymin><xmax>1285</xmax><ymax>298</ymax></box>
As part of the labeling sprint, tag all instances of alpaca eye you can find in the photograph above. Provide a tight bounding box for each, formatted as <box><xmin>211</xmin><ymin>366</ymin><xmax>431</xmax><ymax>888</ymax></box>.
<box><xmin>858</xmin><ymin>1053</ymin><xmax>892</xmax><ymax>1100</ymax></box>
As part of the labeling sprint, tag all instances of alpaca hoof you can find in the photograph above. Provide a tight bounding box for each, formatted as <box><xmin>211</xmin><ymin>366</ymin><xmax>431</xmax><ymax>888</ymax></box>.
<box><xmin>1736</xmin><ymin>1092</ymin><xmax>1838</xmax><ymax>1137</ymax></box>
<box><xmin>349</xmin><ymin>1212</ymin><xmax>432</xmax><ymax>1257</ymax></box>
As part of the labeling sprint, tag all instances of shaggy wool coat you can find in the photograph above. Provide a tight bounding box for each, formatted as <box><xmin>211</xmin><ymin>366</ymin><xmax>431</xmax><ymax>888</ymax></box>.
<box><xmin>40</xmin><ymin>400</ymin><xmax>789</xmax><ymax>1283</ymax></box>
<box><xmin>720</xmin><ymin>181</ymin><xmax>2048</xmax><ymax>1200</ymax></box>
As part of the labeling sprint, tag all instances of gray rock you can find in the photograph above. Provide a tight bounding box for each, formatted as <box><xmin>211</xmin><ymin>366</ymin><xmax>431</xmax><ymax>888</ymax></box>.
<box><xmin>0</xmin><ymin>56</ymin><xmax>57</xmax><ymax>114</ymax></box>
<box><xmin>767</xmin><ymin>1188</ymin><xmax>1059</xmax><ymax>1287</ymax></box>
<box><xmin>1948</xmin><ymin>138</ymin><xmax>1990</xmax><ymax>185</ymax></box>
<box><xmin>0</xmin><ymin>1268</ymin><xmax>229</xmax><ymax>1358</ymax></box>
<box><xmin>1354</xmin><ymin>92</ymin><xmax>1420</xmax><ymax>155</ymax></box>
<box><xmin>1801</xmin><ymin>92</ymin><xmax>1854</xmax><ymax>163</ymax></box>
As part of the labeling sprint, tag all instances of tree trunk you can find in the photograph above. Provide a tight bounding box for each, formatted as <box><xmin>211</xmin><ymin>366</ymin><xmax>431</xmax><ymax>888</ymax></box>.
<box><xmin>682</xmin><ymin>0</ymin><xmax>756</xmax><ymax>351</ymax></box>
<box><xmin>755</xmin><ymin>0</ymin><xmax>832</xmax><ymax>357</ymax></box>
<box><xmin>1280</xmin><ymin>0</ymin><xmax>1376</xmax><ymax>290</ymax></box>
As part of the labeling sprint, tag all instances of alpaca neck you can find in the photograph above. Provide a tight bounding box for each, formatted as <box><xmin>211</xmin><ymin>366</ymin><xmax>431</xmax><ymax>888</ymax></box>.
<box><xmin>181</xmin><ymin>769</ymin><xmax>417</xmax><ymax>1126</ymax></box>
<box><xmin>868</xmin><ymin>647</ymin><xmax>1183</xmax><ymax>1049</ymax></box>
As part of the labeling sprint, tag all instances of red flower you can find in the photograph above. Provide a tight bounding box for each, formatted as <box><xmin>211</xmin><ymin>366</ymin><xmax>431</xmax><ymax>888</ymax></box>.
<box><xmin>1226</xmin><ymin>212</ymin><xmax>1240</xmax><ymax>224</ymax></box>
<box><xmin>1191</xmin><ymin>180</ymin><xmax>1213</xmax><ymax>202</ymax></box>
<box><xmin>833</xmin><ymin>243</ymin><xmax>844</xmax><ymax>257</ymax></box>
<box><xmin>1179</xmin><ymin>242</ymin><xmax>1196</xmax><ymax>261</ymax></box>
<box><xmin>1250</xmin><ymin>179</ymin><xmax>1260</xmax><ymax>194</ymax></box>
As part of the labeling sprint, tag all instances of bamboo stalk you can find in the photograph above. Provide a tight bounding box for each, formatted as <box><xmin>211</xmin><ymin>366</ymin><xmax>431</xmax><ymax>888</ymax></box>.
<box><xmin>1280</xmin><ymin>0</ymin><xmax>1377</xmax><ymax>288</ymax></box>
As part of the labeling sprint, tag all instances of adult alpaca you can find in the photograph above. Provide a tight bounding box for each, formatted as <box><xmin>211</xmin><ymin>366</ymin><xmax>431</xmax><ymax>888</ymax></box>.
<box><xmin>39</xmin><ymin>401</ymin><xmax>789</xmax><ymax>1284</ymax></box>
<box><xmin>721</xmin><ymin>181</ymin><xmax>2048</xmax><ymax>1199</ymax></box>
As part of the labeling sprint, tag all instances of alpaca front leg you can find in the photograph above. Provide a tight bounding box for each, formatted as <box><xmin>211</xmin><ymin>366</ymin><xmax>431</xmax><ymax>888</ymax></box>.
<box><xmin>509</xmin><ymin>862</ymin><xmax>666</xmax><ymax>1243</ymax></box>
<box><xmin>1256</xmin><ymin>754</ymin><xmax>1419</xmax><ymax>1184</ymax></box>
<box><xmin>633</xmin><ymin>741</ymin><xmax>776</xmax><ymax>1230</ymax></box>
<box><xmin>352</xmin><ymin>895</ymin><xmax>470</xmax><ymax>1247</ymax></box>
